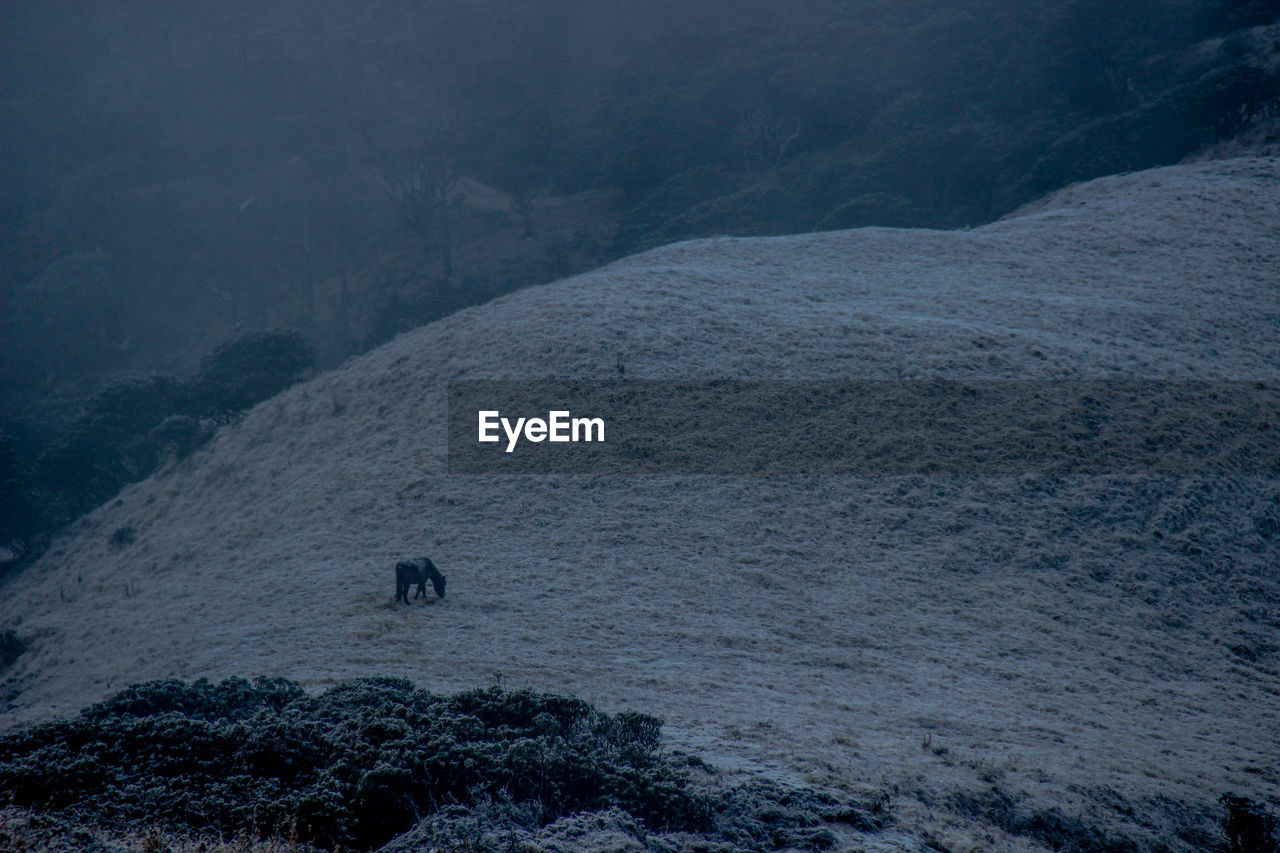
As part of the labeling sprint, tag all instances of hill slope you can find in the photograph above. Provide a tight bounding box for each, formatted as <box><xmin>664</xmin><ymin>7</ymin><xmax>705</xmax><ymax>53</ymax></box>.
<box><xmin>3</xmin><ymin>156</ymin><xmax>1279</xmax><ymax>850</ymax></box>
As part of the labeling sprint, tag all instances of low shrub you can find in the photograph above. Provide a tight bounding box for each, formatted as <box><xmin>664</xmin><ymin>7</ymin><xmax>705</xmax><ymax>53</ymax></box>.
<box><xmin>0</xmin><ymin>677</ymin><xmax>711</xmax><ymax>851</ymax></box>
<box><xmin>108</xmin><ymin>525</ymin><xmax>135</xmax><ymax>548</ymax></box>
<box><xmin>0</xmin><ymin>677</ymin><xmax>876</xmax><ymax>852</ymax></box>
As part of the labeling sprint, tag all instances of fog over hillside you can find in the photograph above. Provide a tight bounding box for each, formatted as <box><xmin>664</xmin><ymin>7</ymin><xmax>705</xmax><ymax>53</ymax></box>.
<box><xmin>3</xmin><ymin>0</ymin><xmax>1277</xmax><ymax>444</ymax></box>
<box><xmin>2</xmin><ymin>156</ymin><xmax>1277</xmax><ymax>850</ymax></box>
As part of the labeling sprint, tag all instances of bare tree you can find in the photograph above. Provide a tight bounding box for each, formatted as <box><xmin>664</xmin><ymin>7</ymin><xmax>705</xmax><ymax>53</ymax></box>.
<box><xmin>733</xmin><ymin>107</ymin><xmax>803</xmax><ymax>175</ymax></box>
<box><xmin>382</xmin><ymin>149</ymin><xmax>459</xmax><ymax>278</ymax></box>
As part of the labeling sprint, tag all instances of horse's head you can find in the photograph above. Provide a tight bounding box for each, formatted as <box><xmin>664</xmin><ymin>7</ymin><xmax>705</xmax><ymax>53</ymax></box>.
<box><xmin>424</xmin><ymin>558</ymin><xmax>447</xmax><ymax>598</ymax></box>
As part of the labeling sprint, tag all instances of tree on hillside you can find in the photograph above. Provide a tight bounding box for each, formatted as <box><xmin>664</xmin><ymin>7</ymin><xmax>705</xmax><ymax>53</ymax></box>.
<box><xmin>190</xmin><ymin>329</ymin><xmax>315</xmax><ymax>423</ymax></box>
<box><xmin>732</xmin><ymin>107</ymin><xmax>804</xmax><ymax>176</ymax></box>
<box><xmin>33</xmin><ymin>374</ymin><xmax>193</xmax><ymax>520</ymax></box>
<box><xmin>382</xmin><ymin>138</ymin><xmax>463</xmax><ymax>279</ymax></box>
<box><xmin>0</xmin><ymin>433</ymin><xmax>42</xmax><ymax>563</ymax></box>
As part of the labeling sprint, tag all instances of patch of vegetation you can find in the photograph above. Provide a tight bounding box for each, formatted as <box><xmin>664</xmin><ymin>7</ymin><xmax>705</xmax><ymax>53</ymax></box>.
<box><xmin>108</xmin><ymin>525</ymin><xmax>135</xmax><ymax>549</ymax></box>
<box><xmin>190</xmin><ymin>329</ymin><xmax>315</xmax><ymax>423</ymax></box>
<box><xmin>391</xmin><ymin>780</ymin><xmax>879</xmax><ymax>852</ymax></box>
<box><xmin>32</xmin><ymin>373</ymin><xmax>192</xmax><ymax>520</ymax></box>
<box><xmin>949</xmin><ymin>784</ymin><xmax>1280</xmax><ymax>853</ymax></box>
<box><xmin>1221</xmin><ymin>794</ymin><xmax>1279</xmax><ymax>853</ymax></box>
<box><xmin>950</xmin><ymin>785</ymin><xmax>1163</xmax><ymax>852</ymax></box>
<box><xmin>0</xmin><ymin>629</ymin><xmax>25</xmax><ymax>670</ymax></box>
<box><xmin>0</xmin><ymin>678</ymin><xmax>876</xmax><ymax>852</ymax></box>
<box><xmin>0</xmin><ymin>329</ymin><xmax>312</xmax><ymax>572</ymax></box>
<box><xmin>0</xmin><ymin>805</ymin><xmax>324</xmax><ymax>853</ymax></box>
<box><xmin>0</xmin><ymin>432</ymin><xmax>44</xmax><ymax>568</ymax></box>
<box><xmin>1</xmin><ymin>678</ymin><xmax>653</xmax><ymax>848</ymax></box>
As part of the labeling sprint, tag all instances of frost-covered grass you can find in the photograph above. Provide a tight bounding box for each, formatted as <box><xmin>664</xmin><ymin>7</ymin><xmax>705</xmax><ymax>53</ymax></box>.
<box><xmin>1</xmin><ymin>157</ymin><xmax>1278</xmax><ymax>851</ymax></box>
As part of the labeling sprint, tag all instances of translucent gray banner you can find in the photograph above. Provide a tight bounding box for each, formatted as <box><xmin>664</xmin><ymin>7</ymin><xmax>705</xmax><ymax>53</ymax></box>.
<box><xmin>446</xmin><ymin>380</ymin><xmax>1279</xmax><ymax>475</ymax></box>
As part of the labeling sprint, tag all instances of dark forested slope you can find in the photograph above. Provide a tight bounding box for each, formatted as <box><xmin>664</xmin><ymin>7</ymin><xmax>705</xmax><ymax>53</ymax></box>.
<box><xmin>3</xmin><ymin>1</ymin><xmax>1277</xmax><ymax>395</ymax></box>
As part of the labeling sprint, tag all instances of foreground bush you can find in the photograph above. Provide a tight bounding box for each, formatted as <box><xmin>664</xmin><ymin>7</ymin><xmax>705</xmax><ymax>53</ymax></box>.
<box><xmin>0</xmin><ymin>677</ymin><xmax>711</xmax><ymax>850</ymax></box>
<box><xmin>0</xmin><ymin>678</ymin><xmax>877</xmax><ymax>852</ymax></box>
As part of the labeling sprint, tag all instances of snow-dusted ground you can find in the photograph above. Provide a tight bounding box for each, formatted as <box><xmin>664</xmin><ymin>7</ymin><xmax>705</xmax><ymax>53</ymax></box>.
<box><xmin>3</xmin><ymin>157</ymin><xmax>1279</xmax><ymax>850</ymax></box>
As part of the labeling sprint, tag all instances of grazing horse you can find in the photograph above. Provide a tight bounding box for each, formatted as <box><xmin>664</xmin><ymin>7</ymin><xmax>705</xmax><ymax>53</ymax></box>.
<box><xmin>395</xmin><ymin>557</ymin><xmax>446</xmax><ymax>603</ymax></box>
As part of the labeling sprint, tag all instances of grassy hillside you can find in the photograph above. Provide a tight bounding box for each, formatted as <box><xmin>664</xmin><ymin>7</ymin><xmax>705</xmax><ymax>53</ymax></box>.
<box><xmin>1</xmin><ymin>156</ymin><xmax>1277</xmax><ymax>850</ymax></box>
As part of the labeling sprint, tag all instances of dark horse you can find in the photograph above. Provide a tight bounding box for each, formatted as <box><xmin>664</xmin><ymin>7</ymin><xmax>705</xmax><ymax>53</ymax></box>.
<box><xmin>395</xmin><ymin>557</ymin><xmax>446</xmax><ymax>603</ymax></box>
